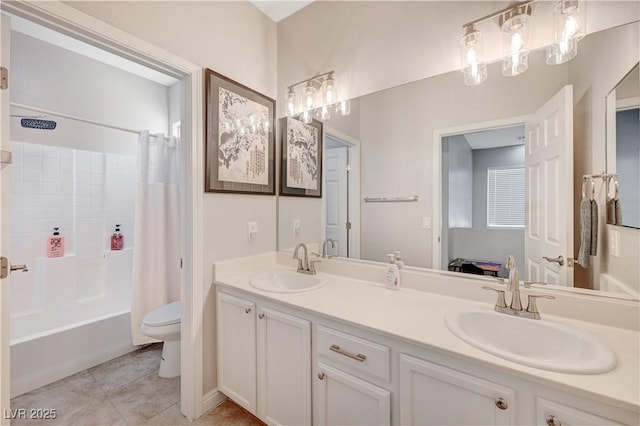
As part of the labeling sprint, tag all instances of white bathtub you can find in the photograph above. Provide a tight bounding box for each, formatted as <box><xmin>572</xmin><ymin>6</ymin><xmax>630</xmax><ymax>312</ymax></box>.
<box><xmin>10</xmin><ymin>249</ymin><xmax>137</xmax><ymax>397</ymax></box>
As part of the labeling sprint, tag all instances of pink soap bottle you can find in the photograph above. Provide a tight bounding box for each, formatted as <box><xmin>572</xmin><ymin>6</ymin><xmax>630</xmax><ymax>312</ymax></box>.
<box><xmin>47</xmin><ymin>227</ymin><xmax>65</xmax><ymax>258</ymax></box>
<box><xmin>111</xmin><ymin>224</ymin><xmax>124</xmax><ymax>250</ymax></box>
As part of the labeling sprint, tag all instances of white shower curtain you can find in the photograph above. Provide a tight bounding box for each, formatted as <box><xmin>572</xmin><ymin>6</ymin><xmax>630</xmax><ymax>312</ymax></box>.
<box><xmin>131</xmin><ymin>130</ymin><xmax>181</xmax><ymax>345</ymax></box>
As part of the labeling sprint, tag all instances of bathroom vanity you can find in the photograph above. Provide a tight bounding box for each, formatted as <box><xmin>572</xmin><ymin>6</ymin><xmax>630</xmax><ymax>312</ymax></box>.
<box><xmin>214</xmin><ymin>253</ymin><xmax>639</xmax><ymax>426</ymax></box>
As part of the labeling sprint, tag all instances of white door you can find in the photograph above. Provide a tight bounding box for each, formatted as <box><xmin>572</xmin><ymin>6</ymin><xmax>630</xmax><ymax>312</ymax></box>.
<box><xmin>257</xmin><ymin>307</ymin><xmax>311</xmax><ymax>426</ymax></box>
<box><xmin>399</xmin><ymin>354</ymin><xmax>514</xmax><ymax>425</ymax></box>
<box><xmin>1</xmin><ymin>13</ymin><xmax>12</xmax><ymax>423</ymax></box>
<box><xmin>315</xmin><ymin>362</ymin><xmax>390</xmax><ymax>426</ymax></box>
<box><xmin>216</xmin><ymin>292</ymin><xmax>257</xmax><ymax>414</ymax></box>
<box><xmin>325</xmin><ymin>147</ymin><xmax>348</xmax><ymax>257</ymax></box>
<box><xmin>525</xmin><ymin>85</ymin><xmax>574</xmax><ymax>286</ymax></box>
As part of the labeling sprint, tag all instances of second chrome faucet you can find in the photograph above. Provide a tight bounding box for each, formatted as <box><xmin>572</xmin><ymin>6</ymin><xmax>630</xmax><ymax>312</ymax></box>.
<box><xmin>483</xmin><ymin>255</ymin><xmax>555</xmax><ymax>320</ymax></box>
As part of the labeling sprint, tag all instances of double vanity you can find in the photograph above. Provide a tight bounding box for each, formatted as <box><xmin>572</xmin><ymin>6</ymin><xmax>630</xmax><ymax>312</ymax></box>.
<box><xmin>213</xmin><ymin>251</ymin><xmax>639</xmax><ymax>425</ymax></box>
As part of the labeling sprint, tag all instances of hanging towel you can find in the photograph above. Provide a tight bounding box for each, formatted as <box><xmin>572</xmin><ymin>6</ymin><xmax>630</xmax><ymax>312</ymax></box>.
<box><xmin>615</xmin><ymin>198</ymin><xmax>623</xmax><ymax>225</ymax></box>
<box><xmin>606</xmin><ymin>197</ymin><xmax>616</xmax><ymax>224</ymax></box>
<box><xmin>577</xmin><ymin>199</ymin><xmax>592</xmax><ymax>268</ymax></box>
<box><xmin>590</xmin><ymin>199</ymin><xmax>598</xmax><ymax>256</ymax></box>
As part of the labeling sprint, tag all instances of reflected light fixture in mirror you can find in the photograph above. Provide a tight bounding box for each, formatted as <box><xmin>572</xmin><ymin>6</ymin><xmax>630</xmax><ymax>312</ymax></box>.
<box><xmin>460</xmin><ymin>1</ymin><xmax>586</xmax><ymax>84</ymax></box>
<box><xmin>499</xmin><ymin>4</ymin><xmax>531</xmax><ymax>76</ymax></box>
<box><xmin>460</xmin><ymin>24</ymin><xmax>488</xmax><ymax>85</ymax></box>
<box><xmin>285</xmin><ymin>70</ymin><xmax>351</xmax><ymax>122</ymax></box>
<box><xmin>547</xmin><ymin>0</ymin><xmax>586</xmax><ymax>65</ymax></box>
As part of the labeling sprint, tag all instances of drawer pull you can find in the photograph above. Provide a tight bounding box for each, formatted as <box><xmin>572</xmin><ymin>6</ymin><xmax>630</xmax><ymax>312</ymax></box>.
<box><xmin>245</xmin><ymin>308</ymin><xmax>251</xmax><ymax>314</ymax></box>
<box><xmin>494</xmin><ymin>398</ymin><xmax>508</xmax><ymax>410</ymax></box>
<box><xmin>330</xmin><ymin>344</ymin><xmax>367</xmax><ymax>362</ymax></box>
<box><xmin>546</xmin><ymin>415</ymin><xmax>561</xmax><ymax>426</ymax></box>
<box><xmin>258</xmin><ymin>313</ymin><xmax>265</xmax><ymax>319</ymax></box>
<box><xmin>318</xmin><ymin>372</ymin><xmax>325</xmax><ymax>380</ymax></box>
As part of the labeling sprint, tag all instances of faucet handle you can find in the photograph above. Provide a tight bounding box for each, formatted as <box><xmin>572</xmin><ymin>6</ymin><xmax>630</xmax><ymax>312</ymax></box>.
<box><xmin>482</xmin><ymin>285</ymin><xmax>507</xmax><ymax>309</ymax></box>
<box><xmin>496</xmin><ymin>277</ymin><xmax>506</xmax><ymax>286</ymax></box>
<box><xmin>525</xmin><ymin>294</ymin><xmax>555</xmax><ymax>319</ymax></box>
<box><xmin>523</xmin><ymin>281</ymin><xmax>547</xmax><ymax>289</ymax></box>
<box><xmin>309</xmin><ymin>259</ymin><xmax>321</xmax><ymax>274</ymax></box>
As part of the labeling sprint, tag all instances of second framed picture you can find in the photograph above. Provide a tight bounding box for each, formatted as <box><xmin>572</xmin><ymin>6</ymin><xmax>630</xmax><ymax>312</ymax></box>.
<box><xmin>280</xmin><ymin>117</ymin><xmax>323</xmax><ymax>198</ymax></box>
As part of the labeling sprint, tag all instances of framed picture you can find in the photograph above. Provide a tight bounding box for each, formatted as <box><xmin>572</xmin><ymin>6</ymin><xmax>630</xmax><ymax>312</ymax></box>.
<box><xmin>205</xmin><ymin>68</ymin><xmax>275</xmax><ymax>194</ymax></box>
<box><xmin>280</xmin><ymin>117</ymin><xmax>323</xmax><ymax>198</ymax></box>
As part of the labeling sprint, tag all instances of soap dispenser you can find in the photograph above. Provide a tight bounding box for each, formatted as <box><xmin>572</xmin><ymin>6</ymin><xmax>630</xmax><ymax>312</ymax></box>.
<box><xmin>47</xmin><ymin>227</ymin><xmax>65</xmax><ymax>258</ymax></box>
<box><xmin>394</xmin><ymin>251</ymin><xmax>405</xmax><ymax>269</ymax></box>
<box><xmin>111</xmin><ymin>224</ymin><xmax>124</xmax><ymax>250</ymax></box>
<box><xmin>385</xmin><ymin>254</ymin><xmax>400</xmax><ymax>290</ymax></box>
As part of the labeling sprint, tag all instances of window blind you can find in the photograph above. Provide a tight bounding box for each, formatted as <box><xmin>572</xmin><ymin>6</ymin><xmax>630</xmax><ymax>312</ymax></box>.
<box><xmin>487</xmin><ymin>167</ymin><xmax>525</xmax><ymax>227</ymax></box>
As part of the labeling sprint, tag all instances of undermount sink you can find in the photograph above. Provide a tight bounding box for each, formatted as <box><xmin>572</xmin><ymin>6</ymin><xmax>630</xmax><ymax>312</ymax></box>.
<box><xmin>250</xmin><ymin>269</ymin><xmax>327</xmax><ymax>293</ymax></box>
<box><xmin>445</xmin><ymin>309</ymin><xmax>616</xmax><ymax>374</ymax></box>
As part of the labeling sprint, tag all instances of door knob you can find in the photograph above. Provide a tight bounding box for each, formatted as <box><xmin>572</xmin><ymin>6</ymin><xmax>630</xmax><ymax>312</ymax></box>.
<box><xmin>543</xmin><ymin>255</ymin><xmax>564</xmax><ymax>266</ymax></box>
<box><xmin>1</xmin><ymin>257</ymin><xmax>28</xmax><ymax>279</ymax></box>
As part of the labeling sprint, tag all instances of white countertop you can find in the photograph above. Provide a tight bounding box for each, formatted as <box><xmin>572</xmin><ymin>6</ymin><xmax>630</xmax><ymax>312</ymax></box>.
<box><xmin>214</xmin><ymin>262</ymin><xmax>640</xmax><ymax>413</ymax></box>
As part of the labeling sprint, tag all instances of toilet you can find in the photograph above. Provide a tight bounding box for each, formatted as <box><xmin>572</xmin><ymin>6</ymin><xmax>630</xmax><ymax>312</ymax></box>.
<box><xmin>140</xmin><ymin>300</ymin><xmax>181</xmax><ymax>378</ymax></box>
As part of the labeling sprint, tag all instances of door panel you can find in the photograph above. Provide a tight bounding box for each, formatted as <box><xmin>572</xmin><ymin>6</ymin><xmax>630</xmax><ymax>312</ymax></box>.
<box><xmin>325</xmin><ymin>147</ymin><xmax>348</xmax><ymax>257</ymax></box>
<box><xmin>1</xmin><ymin>13</ymin><xmax>12</xmax><ymax>422</ymax></box>
<box><xmin>525</xmin><ymin>85</ymin><xmax>574</xmax><ymax>286</ymax></box>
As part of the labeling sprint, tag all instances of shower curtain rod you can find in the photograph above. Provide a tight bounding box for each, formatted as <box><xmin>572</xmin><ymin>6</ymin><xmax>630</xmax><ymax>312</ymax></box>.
<box><xmin>10</xmin><ymin>102</ymin><xmax>167</xmax><ymax>139</ymax></box>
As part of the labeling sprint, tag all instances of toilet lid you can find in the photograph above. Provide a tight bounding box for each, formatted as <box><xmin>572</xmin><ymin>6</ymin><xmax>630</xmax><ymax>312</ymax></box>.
<box><xmin>142</xmin><ymin>301</ymin><xmax>181</xmax><ymax>327</ymax></box>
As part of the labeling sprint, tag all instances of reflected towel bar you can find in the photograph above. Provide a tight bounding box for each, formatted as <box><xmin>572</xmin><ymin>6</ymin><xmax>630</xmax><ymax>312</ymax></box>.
<box><xmin>364</xmin><ymin>196</ymin><xmax>418</xmax><ymax>203</ymax></box>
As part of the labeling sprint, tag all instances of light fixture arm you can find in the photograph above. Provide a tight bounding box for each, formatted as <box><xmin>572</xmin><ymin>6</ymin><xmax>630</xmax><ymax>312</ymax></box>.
<box><xmin>287</xmin><ymin>70</ymin><xmax>335</xmax><ymax>91</ymax></box>
<box><xmin>462</xmin><ymin>0</ymin><xmax>536</xmax><ymax>30</ymax></box>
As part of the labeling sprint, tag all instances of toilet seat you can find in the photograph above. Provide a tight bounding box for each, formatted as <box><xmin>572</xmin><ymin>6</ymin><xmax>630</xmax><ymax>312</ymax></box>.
<box><xmin>142</xmin><ymin>301</ymin><xmax>181</xmax><ymax>327</ymax></box>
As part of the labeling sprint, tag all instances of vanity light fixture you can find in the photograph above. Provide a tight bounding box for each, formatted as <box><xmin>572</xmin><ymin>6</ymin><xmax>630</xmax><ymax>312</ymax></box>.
<box><xmin>285</xmin><ymin>71</ymin><xmax>351</xmax><ymax>121</ymax></box>
<box><xmin>547</xmin><ymin>0</ymin><xmax>586</xmax><ymax>65</ymax></box>
<box><xmin>499</xmin><ymin>4</ymin><xmax>531</xmax><ymax>76</ymax></box>
<box><xmin>459</xmin><ymin>0</ymin><xmax>586</xmax><ymax>84</ymax></box>
<box><xmin>460</xmin><ymin>24</ymin><xmax>488</xmax><ymax>85</ymax></box>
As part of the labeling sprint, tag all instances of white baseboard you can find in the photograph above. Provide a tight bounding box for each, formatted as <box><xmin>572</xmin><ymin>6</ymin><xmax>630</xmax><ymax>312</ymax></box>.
<box><xmin>201</xmin><ymin>389</ymin><xmax>227</xmax><ymax>415</ymax></box>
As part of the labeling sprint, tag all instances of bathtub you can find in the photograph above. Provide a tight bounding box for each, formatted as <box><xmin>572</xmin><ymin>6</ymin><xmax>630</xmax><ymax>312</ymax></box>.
<box><xmin>10</xmin><ymin>249</ymin><xmax>137</xmax><ymax>397</ymax></box>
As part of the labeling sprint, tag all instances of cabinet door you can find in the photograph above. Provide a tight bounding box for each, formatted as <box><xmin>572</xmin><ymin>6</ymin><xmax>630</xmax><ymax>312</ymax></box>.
<box><xmin>536</xmin><ymin>398</ymin><xmax>625</xmax><ymax>426</ymax></box>
<box><xmin>399</xmin><ymin>354</ymin><xmax>514</xmax><ymax>425</ymax></box>
<box><xmin>257</xmin><ymin>306</ymin><xmax>311</xmax><ymax>426</ymax></box>
<box><xmin>315</xmin><ymin>362</ymin><xmax>390</xmax><ymax>426</ymax></box>
<box><xmin>217</xmin><ymin>292</ymin><xmax>256</xmax><ymax>414</ymax></box>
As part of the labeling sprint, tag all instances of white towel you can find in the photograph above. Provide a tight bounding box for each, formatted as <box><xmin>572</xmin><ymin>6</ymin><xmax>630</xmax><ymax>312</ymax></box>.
<box><xmin>577</xmin><ymin>199</ymin><xmax>592</xmax><ymax>268</ymax></box>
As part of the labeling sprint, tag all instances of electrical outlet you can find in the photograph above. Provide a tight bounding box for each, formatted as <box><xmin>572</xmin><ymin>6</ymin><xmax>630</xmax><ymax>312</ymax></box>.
<box><xmin>248</xmin><ymin>222</ymin><xmax>258</xmax><ymax>240</ymax></box>
<box><xmin>293</xmin><ymin>218</ymin><xmax>301</xmax><ymax>234</ymax></box>
<box><xmin>610</xmin><ymin>230</ymin><xmax>620</xmax><ymax>257</ymax></box>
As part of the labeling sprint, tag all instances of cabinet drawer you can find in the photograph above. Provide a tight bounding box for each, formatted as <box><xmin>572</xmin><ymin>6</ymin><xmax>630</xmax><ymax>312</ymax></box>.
<box><xmin>316</xmin><ymin>325</ymin><xmax>390</xmax><ymax>382</ymax></box>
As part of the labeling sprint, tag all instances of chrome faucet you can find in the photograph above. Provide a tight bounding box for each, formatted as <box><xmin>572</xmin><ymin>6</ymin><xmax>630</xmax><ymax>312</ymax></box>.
<box><xmin>293</xmin><ymin>243</ymin><xmax>320</xmax><ymax>275</ymax></box>
<box><xmin>321</xmin><ymin>238</ymin><xmax>336</xmax><ymax>258</ymax></box>
<box><xmin>482</xmin><ymin>255</ymin><xmax>555</xmax><ymax>320</ymax></box>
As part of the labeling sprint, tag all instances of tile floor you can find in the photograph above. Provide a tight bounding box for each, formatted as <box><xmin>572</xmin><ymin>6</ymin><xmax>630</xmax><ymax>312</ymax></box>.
<box><xmin>10</xmin><ymin>344</ymin><xmax>264</xmax><ymax>426</ymax></box>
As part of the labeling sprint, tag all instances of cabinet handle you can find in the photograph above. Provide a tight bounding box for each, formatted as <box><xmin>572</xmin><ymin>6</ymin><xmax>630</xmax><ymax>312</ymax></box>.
<box><xmin>546</xmin><ymin>415</ymin><xmax>561</xmax><ymax>426</ymax></box>
<box><xmin>245</xmin><ymin>308</ymin><xmax>251</xmax><ymax>314</ymax></box>
<box><xmin>494</xmin><ymin>398</ymin><xmax>508</xmax><ymax>410</ymax></box>
<box><xmin>318</xmin><ymin>372</ymin><xmax>325</xmax><ymax>380</ymax></box>
<box><xmin>330</xmin><ymin>344</ymin><xmax>367</xmax><ymax>362</ymax></box>
<box><xmin>258</xmin><ymin>313</ymin><xmax>265</xmax><ymax>319</ymax></box>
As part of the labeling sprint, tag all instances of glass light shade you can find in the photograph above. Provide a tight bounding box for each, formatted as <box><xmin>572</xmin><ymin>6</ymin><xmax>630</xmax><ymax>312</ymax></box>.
<box><xmin>286</xmin><ymin>89</ymin><xmax>296</xmax><ymax>116</ymax></box>
<box><xmin>304</xmin><ymin>83</ymin><xmax>315</xmax><ymax>110</ymax></box>
<box><xmin>335</xmin><ymin>100</ymin><xmax>351</xmax><ymax>116</ymax></box>
<box><xmin>502</xmin><ymin>29</ymin><xmax>529</xmax><ymax>76</ymax></box>
<box><xmin>460</xmin><ymin>26</ymin><xmax>487</xmax><ymax>85</ymax></box>
<box><xmin>316</xmin><ymin>105</ymin><xmax>331</xmax><ymax>120</ymax></box>
<box><xmin>299</xmin><ymin>109</ymin><xmax>313</xmax><ymax>124</ymax></box>
<box><xmin>324</xmin><ymin>74</ymin><xmax>337</xmax><ymax>105</ymax></box>
<box><xmin>554</xmin><ymin>0</ymin><xmax>586</xmax><ymax>41</ymax></box>
<box><xmin>546</xmin><ymin>37</ymin><xmax>578</xmax><ymax>65</ymax></box>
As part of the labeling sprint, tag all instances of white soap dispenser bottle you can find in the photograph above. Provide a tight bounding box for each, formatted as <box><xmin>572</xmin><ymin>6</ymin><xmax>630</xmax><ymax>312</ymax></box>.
<box><xmin>394</xmin><ymin>251</ymin><xmax>405</xmax><ymax>269</ymax></box>
<box><xmin>385</xmin><ymin>254</ymin><xmax>401</xmax><ymax>290</ymax></box>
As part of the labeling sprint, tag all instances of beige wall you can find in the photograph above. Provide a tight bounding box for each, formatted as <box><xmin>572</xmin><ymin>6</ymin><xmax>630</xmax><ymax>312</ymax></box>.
<box><xmin>67</xmin><ymin>0</ymin><xmax>277</xmax><ymax>395</ymax></box>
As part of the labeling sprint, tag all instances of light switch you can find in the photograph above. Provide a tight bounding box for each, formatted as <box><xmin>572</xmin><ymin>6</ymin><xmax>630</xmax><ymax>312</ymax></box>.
<box><xmin>248</xmin><ymin>222</ymin><xmax>258</xmax><ymax>240</ymax></box>
<box><xmin>293</xmin><ymin>218</ymin><xmax>301</xmax><ymax>235</ymax></box>
<box><xmin>422</xmin><ymin>217</ymin><xmax>431</xmax><ymax>229</ymax></box>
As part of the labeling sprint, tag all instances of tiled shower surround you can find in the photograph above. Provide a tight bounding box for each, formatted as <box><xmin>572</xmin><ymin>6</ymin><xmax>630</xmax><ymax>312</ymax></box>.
<box><xmin>9</xmin><ymin>141</ymin><xmax>136</xmax><ymax>333</ymax></box>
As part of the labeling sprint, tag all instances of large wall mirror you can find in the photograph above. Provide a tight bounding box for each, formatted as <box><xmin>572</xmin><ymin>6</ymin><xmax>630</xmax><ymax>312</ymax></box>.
<box><xmin>606</xmin><ymin>63</ymin><xmax>639</xmax><ymax>229</ymax></box>
<box><xmin>277</xmin><ymin>21</ymin><xmax>640</xmax><ymax>300</ymax></box>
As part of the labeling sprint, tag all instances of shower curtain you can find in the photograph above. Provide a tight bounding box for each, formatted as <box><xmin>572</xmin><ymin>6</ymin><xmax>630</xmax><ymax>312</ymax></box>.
<box><xmin>131</xmin><ymin>130</ymin><xmax>181</xmax><ymax>345</ymax></box>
